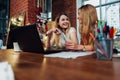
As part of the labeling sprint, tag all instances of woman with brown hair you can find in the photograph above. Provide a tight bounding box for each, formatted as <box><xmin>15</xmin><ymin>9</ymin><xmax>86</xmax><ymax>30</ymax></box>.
<box><xmin>65</xmin><ymin>4</ymin><xmax>98</xmax><ymax>51</ymax></box>
<box><xmin>46</xmin><ymin>12</ymin><xmax>78</xmax><ymax>49</ymax></box>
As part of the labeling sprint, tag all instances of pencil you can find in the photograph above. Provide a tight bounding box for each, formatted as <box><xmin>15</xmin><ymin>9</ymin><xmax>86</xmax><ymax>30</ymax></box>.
<box><xmin>89</xmin><ymin>33</ymin><xmax>108</xmax><ymax>57</ymax></box>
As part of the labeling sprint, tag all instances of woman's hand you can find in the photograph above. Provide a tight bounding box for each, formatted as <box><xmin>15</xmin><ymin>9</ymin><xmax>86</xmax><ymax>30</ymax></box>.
<box><xmin>46</xmin><ymin>28</ymin><xmax>61</xmax><ymax>48</ymax></box>
<box><xmin>46</xmin><ymin>28</ymin><xmax>61</xmax><ymax>38</ymax></box>
<box><xmin>65</xmin><ymin>41</ymin><xmax>78</xmax><ymax>50</ymax></box>
<box><xmin>53</xmin><ymin>28</ymin><xmax>61</xmax><ymax>35</ymax></box>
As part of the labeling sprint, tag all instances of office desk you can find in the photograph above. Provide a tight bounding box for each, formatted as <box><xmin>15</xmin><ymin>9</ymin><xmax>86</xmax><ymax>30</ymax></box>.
<box><xmin>0</xmin><ymin>49</ymin><xmax>120</xmax><ymax>80</ymax></box>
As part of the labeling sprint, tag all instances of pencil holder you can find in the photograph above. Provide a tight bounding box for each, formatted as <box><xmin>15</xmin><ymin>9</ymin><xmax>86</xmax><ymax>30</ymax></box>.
<box><xmin>95</xmin><ymin>39</ymin><xmax>113</xmax><ymax>60</ymax></box>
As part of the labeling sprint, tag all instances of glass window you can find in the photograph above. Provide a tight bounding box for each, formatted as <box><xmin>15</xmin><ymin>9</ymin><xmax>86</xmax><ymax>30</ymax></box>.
<box><xmin>96</xmin><ymin>7</ymin><xmax>100</xmax><ymax>20</ymax></box>
<box><xmin>84</xmin><ymin>0</ymin><xmax>100</xmax><ymax>6</ymax></box>
<box><xmin>46</xmin><ymin>0</ymin><xmax>52</xmax><ymax>21</ymax></box>
<box><xmin>83</xmin><ymin>0</ymin><xmax>120</xmax><ymax>31</ymax></box>
<box><xmin>103</xmin><ymin>3</ymin><xmax>120</xmax><ymax>29</ymax></box>
<box><xmin>0</xmin><ymin>0</ymin><xmax>9</xmax><ymax>46</ymax></box>
<box><xmin>101</xmin><ymin>0</ymin><xmax>119</xmax><ymax>4</ymax></box>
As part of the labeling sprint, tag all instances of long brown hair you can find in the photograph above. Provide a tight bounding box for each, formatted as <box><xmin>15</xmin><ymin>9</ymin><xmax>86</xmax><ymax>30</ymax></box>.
<box><xmin>53</xmin><ymin>12</ymin><xmax>71</xmax><ymax>48</ymax></box>
<box><xmin>78</xmin><ymin>4</ymin><xmax>98</xmax><ymax>45</ymax></box>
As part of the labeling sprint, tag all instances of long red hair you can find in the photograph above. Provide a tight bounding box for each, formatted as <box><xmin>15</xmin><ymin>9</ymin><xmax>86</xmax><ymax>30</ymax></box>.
<box><xmin>78</xmin><ymin>4</ymin><xmax>98</xmax><ymax>45</ymax></box>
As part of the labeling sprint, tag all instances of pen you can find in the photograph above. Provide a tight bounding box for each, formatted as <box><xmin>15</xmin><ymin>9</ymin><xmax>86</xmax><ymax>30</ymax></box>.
<box><xmin>89</xmin><ymin>33</ymin><xmax>108</xmax><ymax>57</ymax></box>
<box><xmin>97</xmin><ymin>48</ymin><xmax>103</xmax><ymax>55</ymax></box>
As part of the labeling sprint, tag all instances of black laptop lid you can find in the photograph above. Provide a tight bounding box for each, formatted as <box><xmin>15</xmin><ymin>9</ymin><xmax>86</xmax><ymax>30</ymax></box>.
<box><xmin>7</xmin><ymin>24</ymin><xmax>45</xmax><ymax>53</ymax></box>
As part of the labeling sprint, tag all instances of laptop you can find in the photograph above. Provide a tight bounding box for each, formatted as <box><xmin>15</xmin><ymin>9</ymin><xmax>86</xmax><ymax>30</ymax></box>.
<box><xmin>7</xmin><ymin>24</ymin><xmax>64</xmax><ymax>54</ymax></box>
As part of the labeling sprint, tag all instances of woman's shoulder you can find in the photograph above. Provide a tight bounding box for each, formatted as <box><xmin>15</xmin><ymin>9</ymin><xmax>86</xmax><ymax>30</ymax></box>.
<box><xmin>69</xmin><ymin>27</ymin><xmax>76</xmax><ymax>32</ymax></box>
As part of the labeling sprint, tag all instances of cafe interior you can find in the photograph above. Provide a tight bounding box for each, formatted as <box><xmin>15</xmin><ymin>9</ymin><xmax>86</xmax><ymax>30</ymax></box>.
<box><xmin>0</xmin><ymin>0</ymin><xmax>120</xmax><ymax>80</ymax></box>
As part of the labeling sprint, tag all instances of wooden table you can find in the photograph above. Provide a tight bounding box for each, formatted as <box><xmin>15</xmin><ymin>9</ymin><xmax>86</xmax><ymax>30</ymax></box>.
<box><xmin>0</xmin><ymin>49</ymin><xmax>120</xmax><ymax>80</ymax></box>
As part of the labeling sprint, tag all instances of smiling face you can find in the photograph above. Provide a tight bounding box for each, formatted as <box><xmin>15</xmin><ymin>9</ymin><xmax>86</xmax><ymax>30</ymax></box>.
<box><xmin>58</xmin><ymin>15</ymin><xmax>70</xmax><ymax>29</ymax></box>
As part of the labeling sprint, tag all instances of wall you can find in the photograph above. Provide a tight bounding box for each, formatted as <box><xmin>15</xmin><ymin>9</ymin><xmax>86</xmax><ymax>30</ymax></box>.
<box><xmin>10</xmin><ymin>0</ymin><xmax>38</xmax><ymax>24</ymax></box>
<box><xmin>10</xmin><ymin>0</ymin><xmax>76</xmax><ymax>27</ymax></box>
<box><xmin>52</xmin><ymin>0</ymin><xmax>76</xmax><ymax>27</ymax></box>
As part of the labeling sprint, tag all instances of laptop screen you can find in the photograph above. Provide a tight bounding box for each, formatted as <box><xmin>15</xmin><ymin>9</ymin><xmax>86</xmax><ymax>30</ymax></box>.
<box><xmin>7</xmin><ymin>24</ymin><xmax>45</xmax><ymax>53</ymax></box>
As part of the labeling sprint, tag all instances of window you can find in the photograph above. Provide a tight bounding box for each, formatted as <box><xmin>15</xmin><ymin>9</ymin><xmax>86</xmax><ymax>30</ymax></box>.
<box><xmin>83</xmin><ymin>0</ymin><xmax>120</xmax><ymax>31</ymax></box>
<box><xmin>46</xmin><ymin>0</ymin><xmax>52</xmax><ymax>21</ymax></box>
<box><xmin>36</xmin><ymin>0</ymin><xmax>52</xmax><ymax>21</ymax></box>
<box><xmin>0</xmin><ymin>0</ymin><xmax>9</xmax><ymax>45</ymax></box>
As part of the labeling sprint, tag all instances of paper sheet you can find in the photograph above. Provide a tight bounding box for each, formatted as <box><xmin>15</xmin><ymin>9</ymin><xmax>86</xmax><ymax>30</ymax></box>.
<box><xmin>44</xmin><ymin>51</ymin><xmax>95</xmax><ymax>59</ymax></box>
<box><xmin>0</xmin><ymin>62</ymin><xmax>14</xmax><ymax>80</ymax></box>
<box><xmin>113</xmin><ymin>53</ymin><xmax>120</xmax><ymax>57</ymax></box>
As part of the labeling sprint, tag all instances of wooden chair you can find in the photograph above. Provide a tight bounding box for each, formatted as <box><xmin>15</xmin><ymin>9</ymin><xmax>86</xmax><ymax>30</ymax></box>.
<box><xmin>46</xmin><ymin>21</ymin><xmax>56</xmax><ymax>30</ymax></box>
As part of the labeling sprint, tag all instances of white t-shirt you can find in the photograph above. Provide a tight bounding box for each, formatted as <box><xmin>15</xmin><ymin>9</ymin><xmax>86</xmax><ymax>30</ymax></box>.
<box><xmin>59</xmin><ymin>27</ymin><xmax>76</xmax><ymax>48</ymax></box>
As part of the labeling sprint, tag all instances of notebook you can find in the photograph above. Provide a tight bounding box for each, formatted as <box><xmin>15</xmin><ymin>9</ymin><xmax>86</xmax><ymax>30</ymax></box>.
<box><xmin>7</xmin><ymin>24</ymin><xmax>64</xmax><ymax>54</ymax></box>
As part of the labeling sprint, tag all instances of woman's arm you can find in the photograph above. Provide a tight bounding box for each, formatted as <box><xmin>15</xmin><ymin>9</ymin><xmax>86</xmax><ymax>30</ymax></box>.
<box><xmin>46</xmin><ymin>28</ymin><xmax>61</xmax><ymax>49</ymax></box>
<box><xmin>65</xmin><ymin>42</ymin><xmax>94</xmax><ymax>51</ymax></box>
<box><xmin>77</xmin><ymin>44</ymin><xmax>94</xmax><ymax>51</ymax></box>
<box><xmin>46</xmin><ymin>29</ymin><xmax>55</xmax><ymax>49</ymax></box>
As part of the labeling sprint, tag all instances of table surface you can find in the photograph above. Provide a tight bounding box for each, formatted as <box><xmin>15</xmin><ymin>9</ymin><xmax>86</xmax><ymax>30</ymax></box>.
<box><xmin>0</xmin><ymin>49</ymin><xmax>120</xmax><ymax>80</ymax></box>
